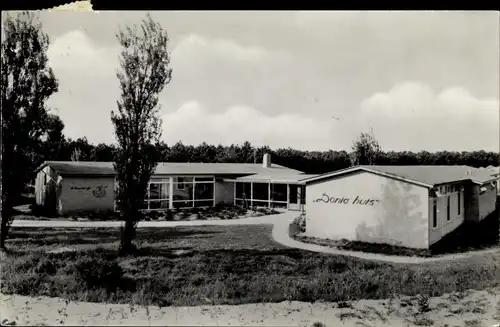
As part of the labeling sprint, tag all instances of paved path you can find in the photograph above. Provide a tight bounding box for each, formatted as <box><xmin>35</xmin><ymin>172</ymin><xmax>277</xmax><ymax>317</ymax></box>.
<box><xmin>11</xmin><ymin>214</ymin><xmax>287</xmax><ymax>228</ymax></box>
<box><xmin>11</xmin><ymin>212</ymin><xmax>500</xmax><ymax>264</ymax></box>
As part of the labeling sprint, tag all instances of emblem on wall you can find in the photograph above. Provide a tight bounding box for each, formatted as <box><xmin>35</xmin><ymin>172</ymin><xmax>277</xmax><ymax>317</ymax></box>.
<box><xmin>92</xmin><ymin>185</ymin><xmax>108</xmax><ymax>198</ymax></box>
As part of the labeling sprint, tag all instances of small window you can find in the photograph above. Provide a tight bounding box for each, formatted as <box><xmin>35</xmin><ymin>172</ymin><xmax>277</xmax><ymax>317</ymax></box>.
<box><xmin>446</xmin><ymin>196</ymin><xmax>451</xmax><ymax>221</ymax></box>
<box><xmin>457</xmin><ymin>192</ymin><xmax>461</xmax><ymax>215</ymax></box>
<box><xmin>480</xmin><ymin>186</ymin><xmax>488</xmax><ymax>193</ymax></box>
<box><xmin>432</xmin><ymin>200</ymin><xmax>438</xmax><ymax>228</ymax></box>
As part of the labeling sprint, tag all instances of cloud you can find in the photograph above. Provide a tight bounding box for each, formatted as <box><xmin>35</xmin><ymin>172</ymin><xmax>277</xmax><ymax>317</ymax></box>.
<box><xmin>47</xmin><ymin>30</ymin><xmax>120</xmax><ymax>144</ymax></box>
<box><xmin>161</xmin><ymin>101</ymin><xmax>335</xmax><ymax>150</ymax></box>
<box><xmin>44</xmin><ymin>27</ymin><xmax>499</xmax><ymax>153</ymax></box>
<box><xmin>171</xmin><ymin>33</ymin><xmax>269</xmax><ymax>64</ymax></box>
<box><xmin>358</xmin><ymin>81</ymin><xmax>499</xmax><ymax>152</ymax></box>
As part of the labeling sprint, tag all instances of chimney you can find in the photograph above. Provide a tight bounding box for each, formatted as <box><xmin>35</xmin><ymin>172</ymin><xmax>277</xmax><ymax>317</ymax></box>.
<box><xmin>263</xmin><ymin>153</ymin><xmax>271</xmax><ymax>168</ymax></box>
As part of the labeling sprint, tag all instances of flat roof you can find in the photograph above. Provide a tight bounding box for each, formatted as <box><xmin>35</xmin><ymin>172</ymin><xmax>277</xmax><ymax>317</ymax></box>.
<box><xmin>36</xmin><ymin>161</ymin><xmax>303</xmax><ymax>177</ymax></box>
<box><xmin>300</xmin><ymin>165</ymin><xmax>499</xmax><ymax>188</ymax></box>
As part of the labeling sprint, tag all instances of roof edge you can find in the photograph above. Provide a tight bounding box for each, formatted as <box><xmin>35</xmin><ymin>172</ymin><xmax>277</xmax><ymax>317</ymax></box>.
<box><xmin>300</xmin><ymin>166</ymin><xmax>434</xmax><ymax>188</ymax></box>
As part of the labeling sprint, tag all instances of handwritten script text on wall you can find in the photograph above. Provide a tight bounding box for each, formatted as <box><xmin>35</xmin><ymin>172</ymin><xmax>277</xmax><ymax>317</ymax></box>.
<box><xmin>313</xmin><ymin>193</ymin><xmax>380</xmax><ymax>206</ymax></box>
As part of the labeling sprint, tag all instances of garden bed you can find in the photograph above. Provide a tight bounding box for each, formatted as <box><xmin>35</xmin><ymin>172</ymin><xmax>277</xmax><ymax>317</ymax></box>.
<box><xmin>15</xmin><ymin>204</ymin><xmax>281</xmax><ymax>222</ymax></box>
<box><xmin>293</xmin><ymin>234</ymin><xmax>433</xmax><ymax>257</ymax></box>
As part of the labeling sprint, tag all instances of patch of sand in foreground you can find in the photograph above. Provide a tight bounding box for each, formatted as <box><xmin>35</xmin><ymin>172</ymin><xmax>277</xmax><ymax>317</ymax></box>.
<box><xmin>1</xmin><ymin>288</ymin><xmax>499</xmax><ymax>326</ymax></box>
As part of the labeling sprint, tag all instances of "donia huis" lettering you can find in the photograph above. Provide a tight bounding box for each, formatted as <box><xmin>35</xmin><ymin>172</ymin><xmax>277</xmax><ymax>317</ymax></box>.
<box><xmin>313</xmin><ymin>193</ymin><xmax>380</xmax><ymax>206</ymax></box>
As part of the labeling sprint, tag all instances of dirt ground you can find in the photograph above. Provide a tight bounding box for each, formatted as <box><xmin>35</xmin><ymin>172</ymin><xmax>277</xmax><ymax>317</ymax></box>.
<box><xmin>2</xmin><ymin>287</ymin><xmax>500</xmax><ymax>327</ymax></box>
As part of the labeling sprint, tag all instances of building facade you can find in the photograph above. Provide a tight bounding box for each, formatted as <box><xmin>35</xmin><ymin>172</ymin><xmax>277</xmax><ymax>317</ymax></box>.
<box><xmin>34</xmin><ymin>154</ymin><xmax>314</xmax><ymax>215</ymax></box>
<box><xmin>301</xmin><ymin>165</ymin><xmax>499</xmax><ymax>249</ymax></box>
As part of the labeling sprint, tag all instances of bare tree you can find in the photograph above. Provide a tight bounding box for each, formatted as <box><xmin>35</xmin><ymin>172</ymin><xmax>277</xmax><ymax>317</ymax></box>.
<box><xmin>1</xmin><ymin>12</ymin><xmax>59</xmax><ymax>249</ymax></box>
<box><xmin>111</xmin><ymin>14</ymin><xmax>172</xmax><ymax>255</ymax></box>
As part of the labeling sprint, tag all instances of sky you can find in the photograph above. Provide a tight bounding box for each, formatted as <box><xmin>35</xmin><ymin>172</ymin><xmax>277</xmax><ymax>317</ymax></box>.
<box><xmin>32</xmin><ymin>11</ymin><xmax>500</xmax><ymax>152</ymax></box>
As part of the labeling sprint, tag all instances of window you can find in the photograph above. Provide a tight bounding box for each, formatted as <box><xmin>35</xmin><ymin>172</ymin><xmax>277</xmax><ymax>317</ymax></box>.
<box><xmin>145</xmin><ymin>182</ymin><xmax>170</xmax><ymax>210</ymax></box>
<box><xmin>446</xmin><ymin>196</ymin><xmax>451</xmax><ymax>221</ymax></box>
<box><xmin>175</xmin><ymin>177</ymin><xmax>194</xmax><ymax>191</ymax></box>
<box><xmin>432</xmin><ymin>200</ymin><xmax>437</xmax><ymax>228</ymax></box>
<box><xmin>457</xmin><ymin>192</ymin><xmax>461</xmax><ymax>215</ymax></box>
<box><xmin>252</xmin><ymin>182</ymin><xmax>269</xmax><ymax>203</ymax></box>
<box><xmin>172</xmin><ymin>176</ymin><xmax>215</xmax><ymax>209</ymax></box>
<box><xmin>271</xmin><ymin>183</ymin><xmax>287</xmax><ymax>203</ymax></box>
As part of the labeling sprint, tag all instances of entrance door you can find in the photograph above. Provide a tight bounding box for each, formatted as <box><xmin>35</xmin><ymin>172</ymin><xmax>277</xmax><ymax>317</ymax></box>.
<box><xmin>288</xmin><ymin>184</ymin><xmax>300</xmax><ymax>211</ymax></box>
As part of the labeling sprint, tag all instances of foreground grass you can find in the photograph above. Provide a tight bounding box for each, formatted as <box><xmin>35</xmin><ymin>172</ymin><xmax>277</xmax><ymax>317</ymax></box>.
<box><xmin>1</xmin><ymin>225</ymin><xmax>499</xmax><ymax>307</ymax></box>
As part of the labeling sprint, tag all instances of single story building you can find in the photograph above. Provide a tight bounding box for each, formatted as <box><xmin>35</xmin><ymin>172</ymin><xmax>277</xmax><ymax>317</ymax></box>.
<box><xmin>34</xmin><ymin>154</ymin><xmax>315</xmax><ymax>215</ymax></box>
<box><xmin>300</xmin><ymin>165</ymin><xmax>499</xmax><ymax>249</ymax></box>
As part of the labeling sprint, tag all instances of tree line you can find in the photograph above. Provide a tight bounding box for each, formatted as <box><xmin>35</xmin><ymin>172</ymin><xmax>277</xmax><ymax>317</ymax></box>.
<box><xmin>40</xmin><ymin>137</ymin><xmax>500</xmax><ymax>175</ymax></box>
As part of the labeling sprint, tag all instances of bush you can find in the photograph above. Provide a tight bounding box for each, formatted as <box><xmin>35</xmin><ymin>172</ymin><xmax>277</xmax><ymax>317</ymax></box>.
<box><xmin>35</xmin><ymin>258</ymin><xmax>57</xmax><ymax>275</ymax></box>
<box><xmin>71</xmin><ymin>257</ymin><xmax>124</xmax><ymax>291</ymax></box>
<box><xmin>292</xmin><ymin>215</ymin><xmax>306</xmax><ymax>232</ymax></box>
<box><xmin>165</xmin><ymin>209</ymin><xmax>174</xmax><ymax>221</ymax></box>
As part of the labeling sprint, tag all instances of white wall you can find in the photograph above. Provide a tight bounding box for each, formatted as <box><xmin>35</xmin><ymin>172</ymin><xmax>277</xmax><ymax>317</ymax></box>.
<box><xmin>305</xmin><ymin>171</ymin><xmax>430</xmax><ymax>249</ymax></box>
<box><xmin>59</xmin><ymin>176</ymin><xmax>115</xmax><ymax>214</ymax></box>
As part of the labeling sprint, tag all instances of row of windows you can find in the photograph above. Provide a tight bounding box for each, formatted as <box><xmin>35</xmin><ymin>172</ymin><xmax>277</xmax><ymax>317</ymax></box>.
<box><xmin>234</xmin><ymin>182</ymin><xmax>306</xmax><ymax>206</ymax></box>
<box><xmin>432</xmin><ymin>192</ymin><xmax>461</xmax><ymax>228</ymax></box>
<box><xmin>116</xmin><ymin>177</ymin><xmax>216</xmax><ymax>211</ymax></box>
<box><xmin>435</xmin><ymin>184</ymin><xmax>463</xmax><ymax>196</ymax></box>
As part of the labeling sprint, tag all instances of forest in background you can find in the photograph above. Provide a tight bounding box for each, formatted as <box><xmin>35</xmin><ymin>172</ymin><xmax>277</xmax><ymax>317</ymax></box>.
<box><xmin>40</xmin><ymin>134</ymin><xmax>499</xmax><ymax>176</ymax></box>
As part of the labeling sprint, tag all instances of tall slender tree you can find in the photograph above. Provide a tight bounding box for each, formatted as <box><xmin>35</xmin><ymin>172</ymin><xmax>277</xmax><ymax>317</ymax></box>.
<box><xmin>1</xmin><ymin>12</ymin><xmax>59</xmax><ymax>249</ymax></box>
<box><xmin>112</xmin><ymin>14</ymin><xmax>172</xmax><ymax>255</ymax></box>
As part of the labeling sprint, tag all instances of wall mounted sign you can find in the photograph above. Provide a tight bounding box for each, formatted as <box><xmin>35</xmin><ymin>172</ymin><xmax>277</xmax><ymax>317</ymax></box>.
<box><xmin>313</xmin><ymin>193</ymin><xmax>380</xmax><ymax>206</ymax></box>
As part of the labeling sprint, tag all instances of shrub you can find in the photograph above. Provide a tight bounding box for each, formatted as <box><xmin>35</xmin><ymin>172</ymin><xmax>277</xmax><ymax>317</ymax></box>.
<box><xmin>71</xmin><ymin>257</ymin><xmax>124</xmax><ymax>291</ymax></box>
<box><xmin>35</xmin><ymin>258</ymin><xmax>57</xmax><ymax>275</ymax></box>
<box><xmin>292</xmin><ymin>215</ymin><xmax>306</xmax><ymax>232</ymax></box>
<box><xmin>163</xmin><ymin>209</ymin><xmax>173</xmax><ymax>221</ymax></box>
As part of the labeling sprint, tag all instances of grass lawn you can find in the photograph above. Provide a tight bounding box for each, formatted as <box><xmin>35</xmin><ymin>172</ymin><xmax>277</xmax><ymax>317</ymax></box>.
<box><xmin>1</xmin><ymin>225</ymin><xmax>499</xmax><ymax>307</ymax></box>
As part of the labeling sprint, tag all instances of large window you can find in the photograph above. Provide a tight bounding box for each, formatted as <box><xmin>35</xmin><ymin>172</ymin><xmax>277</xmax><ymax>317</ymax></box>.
<box><xmin>457</xmin><ymin>192</ymin><xmax>461</xmax><ymax>215</ymax></box>
<box><xmin>235</xmin><ymin>182</ymin><xmax>252</xmax><ymax>207</ymax></box>
<box><xmin>172</xmin><ymin>176</ymin><xmax>214</xmax><ymax>209</ymax></box>
<box><xmin>270</xmin><ymin>183</ymin><xmax>287</xmax><ymax>208</ymax></box>
<box><xmin>300</xmin><ymin>185</ymin><xmax>306</xmax><ymax>205</ymax></box>
<box><xmin>446</xmin><ymin>196</ymin><xmax>451</xmax><ymax>221</ymax></box>
<box><xmin>432</xmin><ymin>199</ymin><xmax>437</xmax><ymax>228</ymax></box>
<box><xmin>147</xmin><ymin>182</ymin><xmax>170</xmax><ymax>210</ymax></box>
<box><xmin>252</xmin><ymin>182</ymin><xmax>269</xmax><ymax>207</ymax></box>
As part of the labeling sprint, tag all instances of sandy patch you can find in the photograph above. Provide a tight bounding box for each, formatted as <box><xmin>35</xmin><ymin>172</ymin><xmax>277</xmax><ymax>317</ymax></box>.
<box><xmin>1</xmin><ymin>288</ymin><xmax>499</xmax><ymax>326</ymax></box>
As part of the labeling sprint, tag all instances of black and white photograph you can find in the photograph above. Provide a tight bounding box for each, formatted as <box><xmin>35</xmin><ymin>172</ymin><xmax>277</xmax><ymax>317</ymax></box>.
<box><xmin>1</xmin><ymin>6</ymin><xmax>499</xmax><ymax>326</ymax></box>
